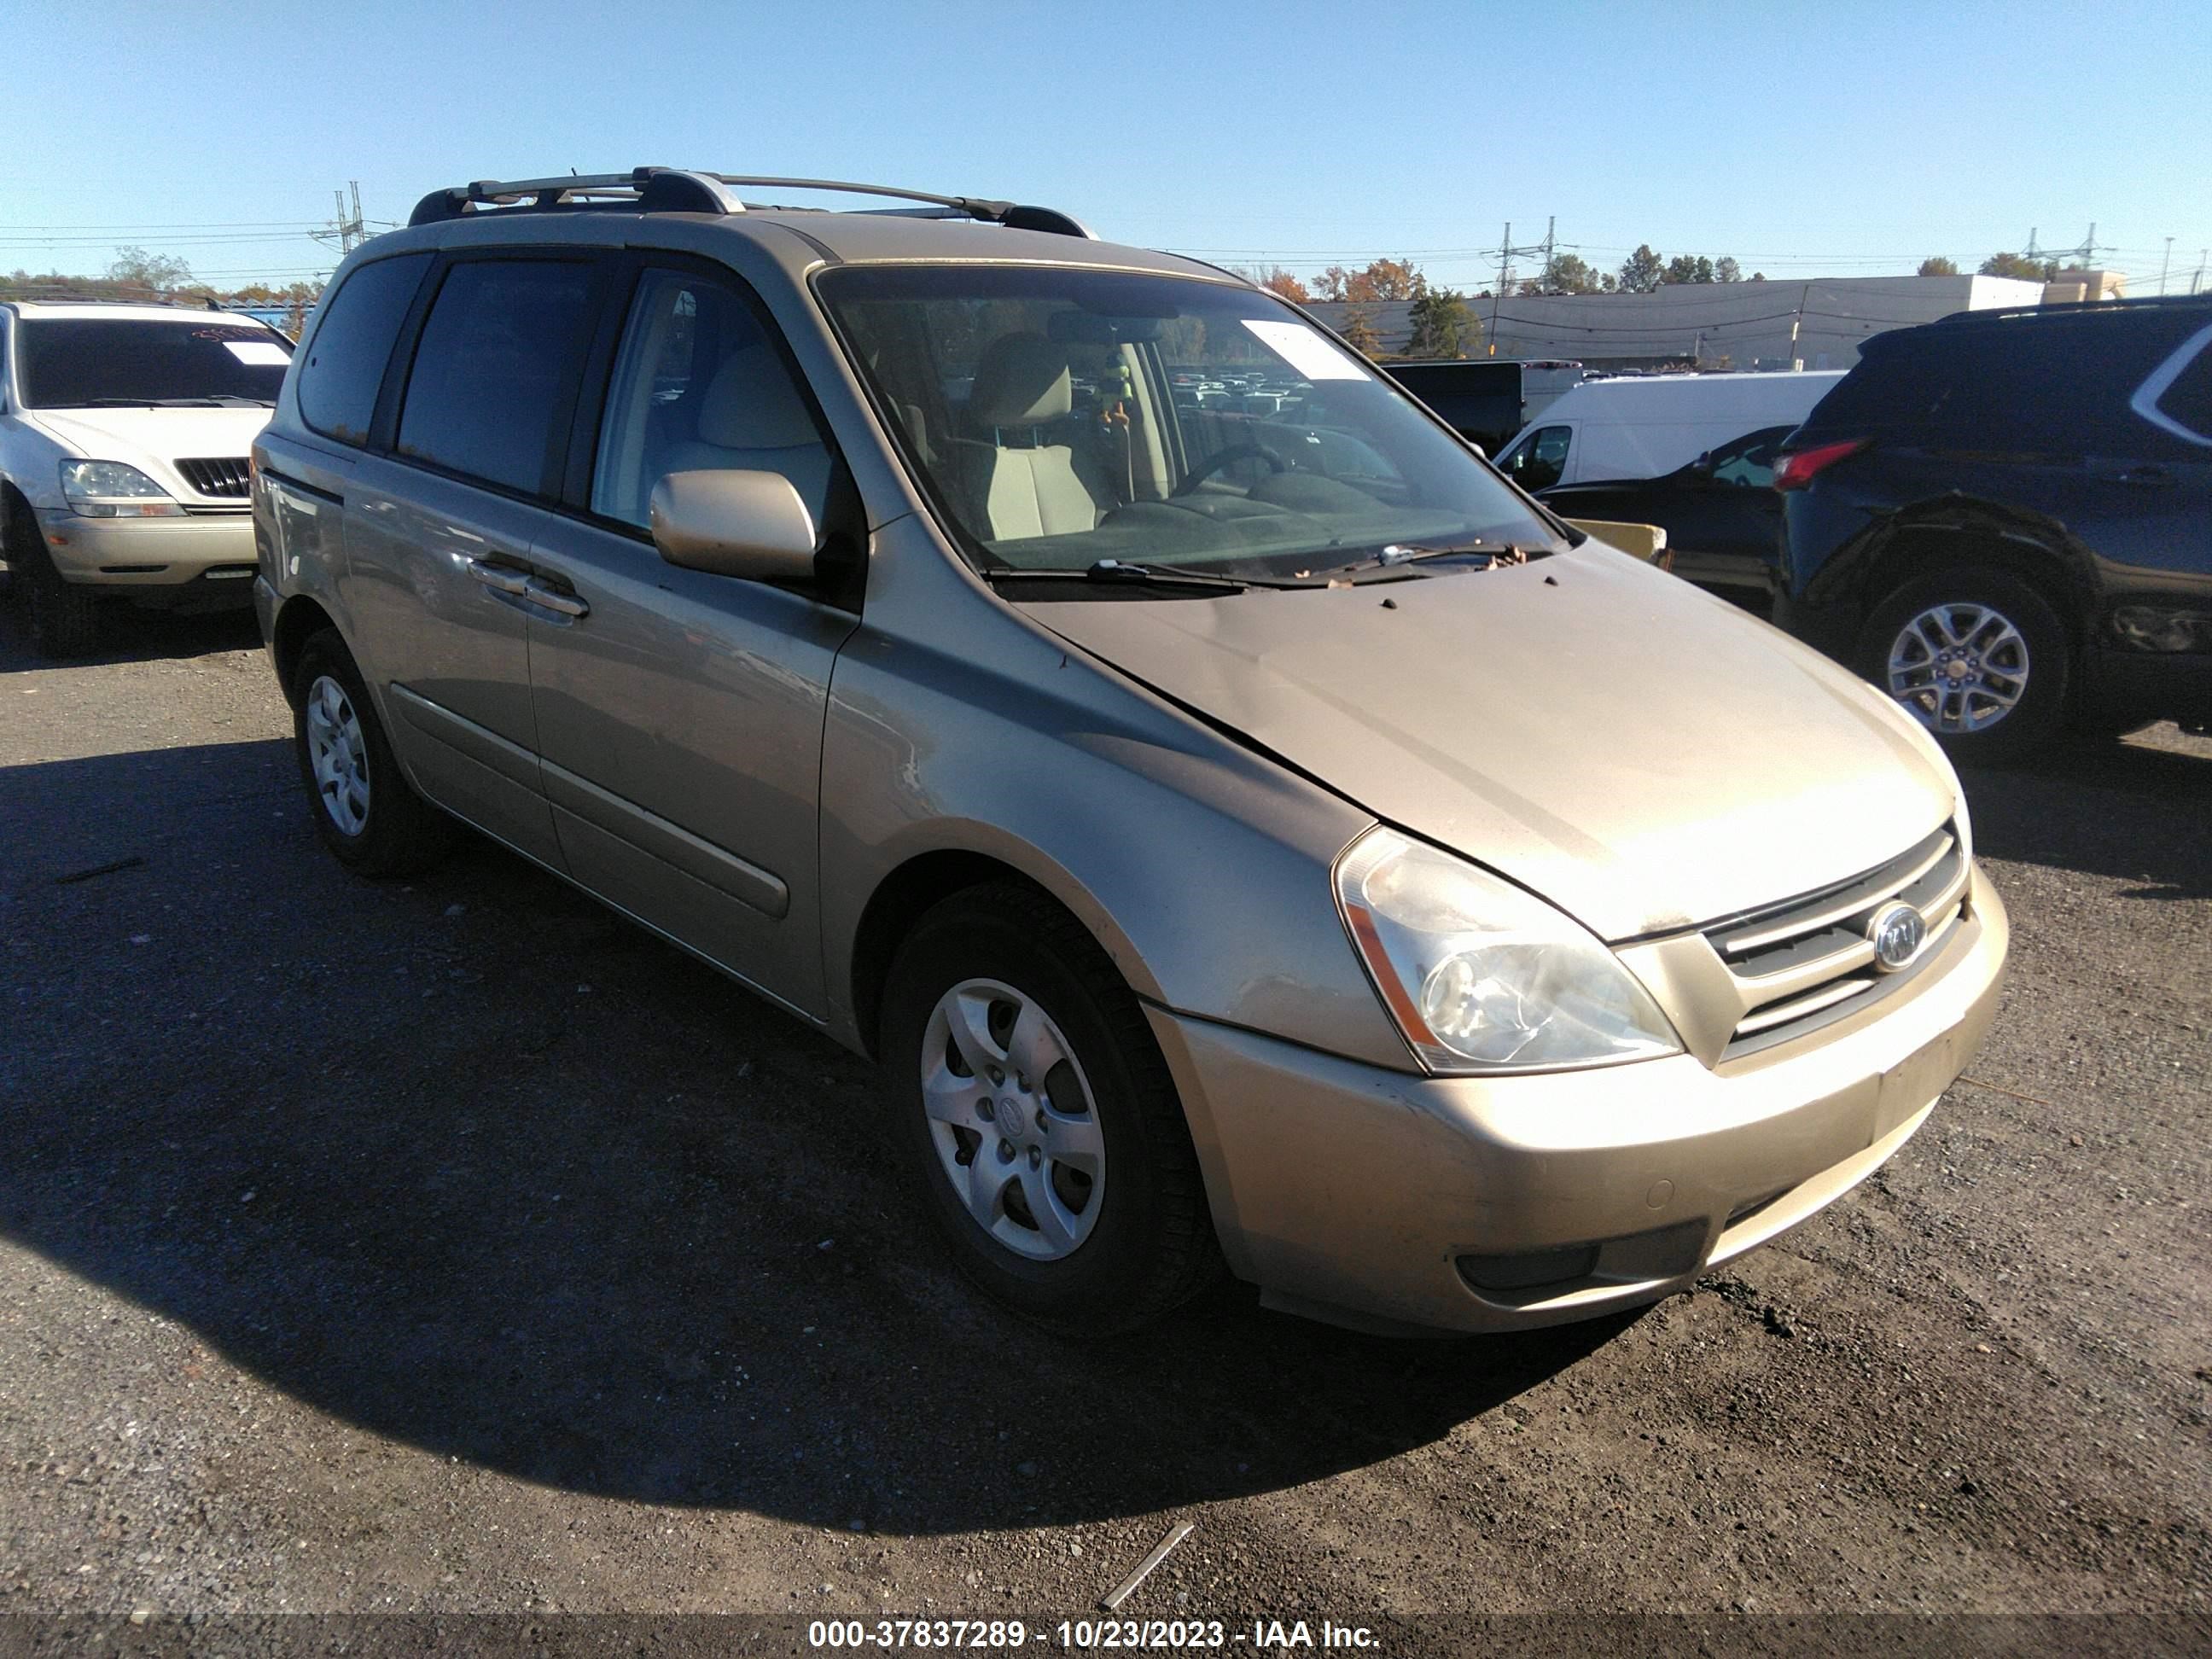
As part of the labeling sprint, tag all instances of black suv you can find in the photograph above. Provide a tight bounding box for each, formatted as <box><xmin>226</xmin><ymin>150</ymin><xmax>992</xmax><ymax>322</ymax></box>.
<box><xmin>1773</xmin><ymin>295</ymin><xmax>2212</xmax><ymax>757</ymax></box>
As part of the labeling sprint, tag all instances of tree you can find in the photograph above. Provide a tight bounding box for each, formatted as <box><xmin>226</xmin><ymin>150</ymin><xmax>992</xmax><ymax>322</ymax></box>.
<box><xmin>1663</xmin><ymin>253</ymin><xmax>1716</xmax><ymax>285</ymax></box>
<box><xmin>1617</xmin><ymin>245</ymin><xmax>1665</xmax><ymax>294</ymax></box>
<box><xmin>108</xmin><ymin>246</ymin><xmax>194</xmax><ymax>294</ymax></box>
<box><xmin>1714</xmin><ymin>257</ymin><xmax>1743</xmax><ymax>283</ymax></box>
<box><xmin>1917</xmin><ymin>256</ymin><xmax>1960</xmax><ymax>277</ymax></box>
<box><xmin>1980</xmin><ymin>251</ymin><xmax>2057</xmax><ymax>282</ymax></box>
<box><xmin>1252</xmin><ymin>265</ymin><xmax>1311</xmax><ymax>303</ymax></box>
<box><xmin>1317</xmin><ymin>257</ymin><xmax>1426</xmax><ymax>304</ymax></box>
<box><xmin>1749</xmin><ymin>271</ymin><xmax>1766</xmax><ymax>281</ymax></box>
<box><xmin>1403</xmin><ymin>286</ymin><xmax>1479</xmax><ymax>358</ymax></box>
<box><xmin>1523</xmin><ymin>252</ymin><xmax>1604</xmax><ymax>295</ymax></box>
<box><xmin>1336</xmin><ymin>306</ymin><xmax>1383</xmax><ymax>358</ymax></box>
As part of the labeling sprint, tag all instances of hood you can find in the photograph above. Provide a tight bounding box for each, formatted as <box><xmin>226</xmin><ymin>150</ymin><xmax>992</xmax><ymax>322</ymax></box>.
<box><xmin>1021</xmin><ymin>545</ymin><xmax>1959</xmax><ymax>940</ymax></box>
<box><xmin>28</xmin><ymin>407</ymin><xmax>271</xmax><ymax>500</ymax></box>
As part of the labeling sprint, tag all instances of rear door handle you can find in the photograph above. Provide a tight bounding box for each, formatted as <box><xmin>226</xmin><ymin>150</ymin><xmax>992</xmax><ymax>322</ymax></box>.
<box><xmin>465</xmin><ymin>557</ymin><xmax>531</xmax><ymax>595</ymax></box>
<box><xmin>523</xmin><ymin>575</ymin><xmax>589</xmax><ymax>619</ymax></box>
<box><xmin>2114</xmin><ymin>466</ymin><xmax>2172</xmax><ymax>486</ymax></box>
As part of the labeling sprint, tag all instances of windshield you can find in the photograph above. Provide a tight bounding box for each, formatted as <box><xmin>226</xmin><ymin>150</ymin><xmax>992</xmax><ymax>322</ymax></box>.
<box><xmin>17</xmin><ymin>318</ymin><xmax>292</xmax><ymax>408</ymax></box>
<box><xmin>818</xmin><ymin>266</ymin><xmax>1561</xmax><ymax>581</ymax></box>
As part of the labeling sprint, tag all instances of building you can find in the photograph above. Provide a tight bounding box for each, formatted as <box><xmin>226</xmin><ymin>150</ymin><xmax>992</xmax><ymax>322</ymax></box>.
<box><xmin>1309</xmin><ymin>274</ymin><xmax>2046</xmax><ymax>371</ymax></box>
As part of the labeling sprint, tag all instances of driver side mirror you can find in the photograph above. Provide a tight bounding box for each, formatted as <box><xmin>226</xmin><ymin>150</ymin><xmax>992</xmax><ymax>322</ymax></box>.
<box><xmin>1688</xmin><ymin>451</ymin><xmax>1715</xmax><ymax>478</ymax></box>
<box><xmin>649</xmin><ymin>469</ymin><xmax>818</xmax><ymax>582</ymax></box>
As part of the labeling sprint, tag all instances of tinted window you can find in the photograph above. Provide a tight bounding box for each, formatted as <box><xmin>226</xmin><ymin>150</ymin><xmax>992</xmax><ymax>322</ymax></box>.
<box><xmin>2151</xmin><ymin>340</ymin><xmax>2212</xmax><ymax>440</ymax></box>
<box><xmin>591</xmin><ymin>270</ymin><xmax>832</xmax><ymax>532</ymax></box>
<box><xmin>1708</xmin><ymin>425</ymin><xmax>1789</xmax><ymax>486</ymax></box>
<box><xmin>297</xmin><ymin>253</ymin><xmax>428</xmax><ymax>444</ymax></box>
<box><xmin>18</xmin><ymin>318</ymin><xmax>292</xmax><ymax>410</ymax></box>
<box><xmin>398</xmin><ymin>259</ymin><xmax>598</xmax><ymax>494</ymax></box>
<box><xmin>1803</xmin><ymin>309</ymin><xmax>2212</xmax><ymax>453</ymax></box>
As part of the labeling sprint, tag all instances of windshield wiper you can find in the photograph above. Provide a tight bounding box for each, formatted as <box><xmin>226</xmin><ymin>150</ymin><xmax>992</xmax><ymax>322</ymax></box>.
<box><xmin>1327</xmin><ymin>539</ymin><xmax>1542</xmax><ymax>576</ymax></box>
<box><xmin>986</xmin><ymin>559</ymin><xmax>1277</xmax><ymax>593</ymax></box>
<box><xmin>67</xmin><ymin>397</ymin><xmax>229</xmax><ymax>408</ymax></box>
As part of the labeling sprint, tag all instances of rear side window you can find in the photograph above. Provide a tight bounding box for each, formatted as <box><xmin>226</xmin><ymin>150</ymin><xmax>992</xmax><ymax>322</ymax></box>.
<box><xmin>298</xmin><ymin>253</ymin><xmax>429</xmax><ymax>445</ymax></box>
<box><xmin>397</xmin><ymin>259</ymin><xmax>599</xmax><ymax>494</ymax></box>
<box><xmin>2145</xmin><ymin>339</ymin><xmax>2212</xmax><ymax>442</ymax></box>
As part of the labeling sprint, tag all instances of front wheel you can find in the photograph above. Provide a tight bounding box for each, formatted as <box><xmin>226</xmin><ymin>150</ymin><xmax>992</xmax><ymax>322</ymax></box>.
<box><xmin>6</xmin><ymin>495</ymin><xmax>103</xmax><ymax>657</ymax></box>
<box><xmin>1859</xmin><ymin>568</ymin><xmax>2069</xmax><ymax>760</ymax></box>
<box><xmin>878</xmin><ymin>883</ymin><xmax>1219</xmax><ymax>1335</ymax></box>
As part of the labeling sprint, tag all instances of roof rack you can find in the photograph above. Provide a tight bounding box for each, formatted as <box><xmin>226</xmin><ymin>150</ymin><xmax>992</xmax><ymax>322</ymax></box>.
<box><xmin>0</xmin><ymin>288</ymin><xmax>231</xmax><ymax>311</ymax></box>
<box><xmin>407</xmin><ymin>168</ymin><xmax>1093</xmax><ymax>239</ymax></box>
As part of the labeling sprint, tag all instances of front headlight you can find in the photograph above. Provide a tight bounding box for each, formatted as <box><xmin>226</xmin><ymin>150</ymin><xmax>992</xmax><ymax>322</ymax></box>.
<box><xmin>1335</xmin><ymin>826</ymin><xmax>1682</xmax><ymax>1074</ymax></box>
<box><xmin>60</xmin><ymin>460</ymin><xmax>183</xmax><ymax>518</ymax></box>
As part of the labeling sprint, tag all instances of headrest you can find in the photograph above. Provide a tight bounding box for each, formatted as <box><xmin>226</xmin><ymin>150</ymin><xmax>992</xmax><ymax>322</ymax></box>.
<box><xmin>967</xmin><ymin>333</ymin><xmax>1072</xmax><ymax>427</ymax></box>
<box><xmin>697</xmin><ymin>344</ymin><xmax>820</xmax><ymax>450</ymax></box>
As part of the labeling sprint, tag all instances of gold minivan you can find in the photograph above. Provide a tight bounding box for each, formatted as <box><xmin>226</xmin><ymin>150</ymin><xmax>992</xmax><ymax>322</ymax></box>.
<box><xmin>252</xmin><ymin>171</ymin><xmax>2007</xmax><ymax>1336</ymax></box>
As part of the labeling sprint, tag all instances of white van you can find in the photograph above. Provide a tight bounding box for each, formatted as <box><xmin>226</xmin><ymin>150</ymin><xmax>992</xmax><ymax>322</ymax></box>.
<box><xmin>1493</xmin><ymin>370</ymin><xmax>1844</xmax><ymax>492</ymax></box>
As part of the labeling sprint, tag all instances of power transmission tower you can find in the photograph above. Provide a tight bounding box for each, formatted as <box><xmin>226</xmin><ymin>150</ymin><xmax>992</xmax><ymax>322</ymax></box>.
<box><xmin>1486</xmin><ymin>217</ymin><xmax>1556</xmax><ymax>357</ymax></box>
<box><xmin>311</xmin><ymin>182</ymin><xmax>368</xmax><ymax>257</ymax></box>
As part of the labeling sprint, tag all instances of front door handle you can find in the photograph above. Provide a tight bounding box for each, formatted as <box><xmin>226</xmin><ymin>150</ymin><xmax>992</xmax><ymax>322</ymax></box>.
<box><xmin>523</xmin><ymin>576</ymin><xmax>588</xmax><ymax>619</ymax></box>
<box><xmin>465</xmin><ymin>557</ymin><xmax>531</xmax><ymax>596</ymax></box>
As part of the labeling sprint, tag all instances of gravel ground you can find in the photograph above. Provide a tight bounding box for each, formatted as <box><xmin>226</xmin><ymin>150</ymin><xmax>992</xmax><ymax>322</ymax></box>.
<box><xmin>0</xmin><ymin>602</ymin><xmax>2205</xmax><ymax>1655</ymax></box>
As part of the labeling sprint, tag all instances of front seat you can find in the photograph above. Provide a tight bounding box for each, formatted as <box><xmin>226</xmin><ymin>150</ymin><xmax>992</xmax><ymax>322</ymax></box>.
<box><xmin>659</xmin><ymin>342</ymin><xmax>833</xmax><ymax>532</ymax></box>
<box><xmin>951</xmin><ymin>334</ymin><xmax>1103</xmax><ymax>541</ymax></box>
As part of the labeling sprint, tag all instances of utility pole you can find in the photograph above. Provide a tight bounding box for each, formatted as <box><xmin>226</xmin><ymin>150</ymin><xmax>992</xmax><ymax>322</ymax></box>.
<box><xmin>2193</xmin><ymin>250</ymin><xmax>2208</xmax><ymax>295</ymax></box>
<box><xmin>1489</xmin><ymin>222</ymin><xmax>1510</xmax><ymax>355</ymax></box>
<box><xmin>2159</xmin><ymin>236</ymin><xmax>2174</xmax><ymax>294</ymax></box>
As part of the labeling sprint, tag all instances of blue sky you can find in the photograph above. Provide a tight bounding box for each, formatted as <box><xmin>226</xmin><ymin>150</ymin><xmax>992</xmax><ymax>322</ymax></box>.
<box><xmin>6</xmin><ymin>0</ymin><xmax>2208</xmax><ymax>294</ymax></box>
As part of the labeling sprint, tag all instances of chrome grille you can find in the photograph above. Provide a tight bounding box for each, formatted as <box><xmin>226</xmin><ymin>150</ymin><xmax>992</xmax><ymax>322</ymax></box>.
<box><xmin>176</xmin><ymin>457</ymin><xmax>251</xmax><ymax>498</ymax></box>
<box><xmin>1706</xmin><ymin>823</ymin><xmax>1969</xmax><ymax>1058</ymax></box>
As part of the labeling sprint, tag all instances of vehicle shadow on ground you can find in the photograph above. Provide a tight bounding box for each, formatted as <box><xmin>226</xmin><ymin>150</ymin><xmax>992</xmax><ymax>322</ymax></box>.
<box><xmin>1</xmin><ymin>738</ymin><xmax>1631</xmax><ymax>1536</ymax></box>
<box><xmin>0</xmin><ymin>573</ymin><xmax>263</xmax><ymax>671</ymax></box>
<box><xmin>1959</xmin><ymin>726</ymin><xmax>2211</xmax><ymax>899</ymax></box>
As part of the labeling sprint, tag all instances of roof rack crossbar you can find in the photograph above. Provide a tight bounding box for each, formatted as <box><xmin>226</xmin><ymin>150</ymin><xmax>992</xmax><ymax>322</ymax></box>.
<box><xmin>408</xmin><ymin>168</ymin><xmax>1092</xmax><ymax>237</ymax></box>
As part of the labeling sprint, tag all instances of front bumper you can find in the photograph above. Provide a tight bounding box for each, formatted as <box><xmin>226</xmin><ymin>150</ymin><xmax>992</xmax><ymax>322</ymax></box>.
<box><xmin>34</xmin><ymin>509</ymin><xmax>257</xmax><ymax>588</ymax></box>
<box><xmin>1150</xmin><ymin>866</ymin><xmax>2009</xmax><ymax>1335</ymax></box>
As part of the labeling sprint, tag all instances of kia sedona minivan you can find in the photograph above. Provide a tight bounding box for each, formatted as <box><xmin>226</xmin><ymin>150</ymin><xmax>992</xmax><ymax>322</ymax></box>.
<box><xmin>251</xmin><ymin>168</ymin><xmax>2008</xmax><ymax>1336</ymax></box>
<box><xmin>2</xmin><ymin>300</ymin><xmax>292</xmax><ymax>655</ymax></box>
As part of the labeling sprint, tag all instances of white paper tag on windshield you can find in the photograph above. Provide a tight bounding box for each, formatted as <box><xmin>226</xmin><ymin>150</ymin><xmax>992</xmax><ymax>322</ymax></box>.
<box><xmin>1240</xmin><ymin>319</ymin><xmax>1365</xmax><ymax>381</ymax></box>
<box><xmin>224</xmin><ymin>341</ymin><xmax>290</xmax><ymax>367</ymax></box>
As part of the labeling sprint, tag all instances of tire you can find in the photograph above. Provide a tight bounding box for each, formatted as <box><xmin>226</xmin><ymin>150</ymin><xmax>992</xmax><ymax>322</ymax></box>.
<box><xmin>289</xmin><ymin>629</ymin><xmax>453</xmax><ymax>876</ymax></box>
<box><xmin>878</xmin><ymin>882</ymin><xmax>1220</xmax><ymax>1336</ymax></box>
<box><xmin>1857</xmin><ymin>566</ymin><xmax>2070</xmax><ymax>760</ymax></box>
<box><xmin>5</xmin><ymin>493</ymin><xmax>104</xmax><ymax>657</ymax></box>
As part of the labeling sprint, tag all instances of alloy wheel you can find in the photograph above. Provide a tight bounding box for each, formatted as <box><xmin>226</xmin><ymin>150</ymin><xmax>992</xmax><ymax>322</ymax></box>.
<box><xmin>1886</xmin><ymin>602</ymin><xmax>2030</xmax><ymax>735</ymax></box>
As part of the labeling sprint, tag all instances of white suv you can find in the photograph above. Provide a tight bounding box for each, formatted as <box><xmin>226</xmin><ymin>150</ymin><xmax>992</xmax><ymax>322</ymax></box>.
<box><xmin>0</xmin><ymin>300</ymin><xmax>293</xmax><ymax>654</ymax></box>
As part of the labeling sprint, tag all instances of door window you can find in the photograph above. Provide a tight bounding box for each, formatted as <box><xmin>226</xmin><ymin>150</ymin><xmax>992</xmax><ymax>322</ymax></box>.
<box><xmin>297</xmin><ymin>253</ymin><xmax>430</xmax><ymax>445</ymax></box>
<box><xmin>1505</xmin><ymin>425</ymin><xmax>1571</xmax><ymax>491</ymax></box>
<box><xmin>1706</xmin><ymin>425</ymin><xmax>1790</xmax><ymax>487</ymax></box>
<box><xmin>396</xmin><ymin>259</ymin><xmax>600</xmax><ymax>495</ymax></box>
<box><xmin>591</xmin><ymin>270</ymin><xmax>833</xmax><ymax>533</ymax></box>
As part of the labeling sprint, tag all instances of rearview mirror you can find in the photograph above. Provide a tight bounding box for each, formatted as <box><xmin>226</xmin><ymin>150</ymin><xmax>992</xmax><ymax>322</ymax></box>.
<box><xmin>649</xmin><ymin>470</ymin><xmax>818</xmax><ymax>582</ymax></box>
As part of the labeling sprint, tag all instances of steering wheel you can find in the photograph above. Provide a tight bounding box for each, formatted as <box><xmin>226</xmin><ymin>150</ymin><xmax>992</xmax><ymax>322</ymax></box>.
<box><xmin>1173</xmin><ymin>441</ymin><xmax>1289</xmax><ymax>497</ymax></box>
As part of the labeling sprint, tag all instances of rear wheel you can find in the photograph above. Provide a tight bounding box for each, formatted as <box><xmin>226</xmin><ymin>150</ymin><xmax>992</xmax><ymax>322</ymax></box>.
<box><xmin>1859</xmin><ymin>567</ymin><xmax>2069</xmax><ymax>760</ymax></box>
<box><xmin>289</xmin><ymin>629</ymin><xmax>453</xmax><ymax>876</ymax></box>
<box><xmin>878</xmin><ymin>882</ymin><xmax>1219</xmax><ymax>1335</ymax></box>
<box><xmin>5</xmin><ymin>494</ymin><xmax>103</xmax><ymax>657</ymax></box>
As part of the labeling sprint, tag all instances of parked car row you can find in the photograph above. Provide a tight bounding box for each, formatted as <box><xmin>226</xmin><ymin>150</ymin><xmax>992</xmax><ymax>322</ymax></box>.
<box><xmin>241</xmin><ymin>166</ymin><xmax>2005</xmax><ymax>1340</ymax></box>
<box><xmin>1391</xmin><ymin>302</ymin><xmax>2212</xmax><ymax>756</ymax></box>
